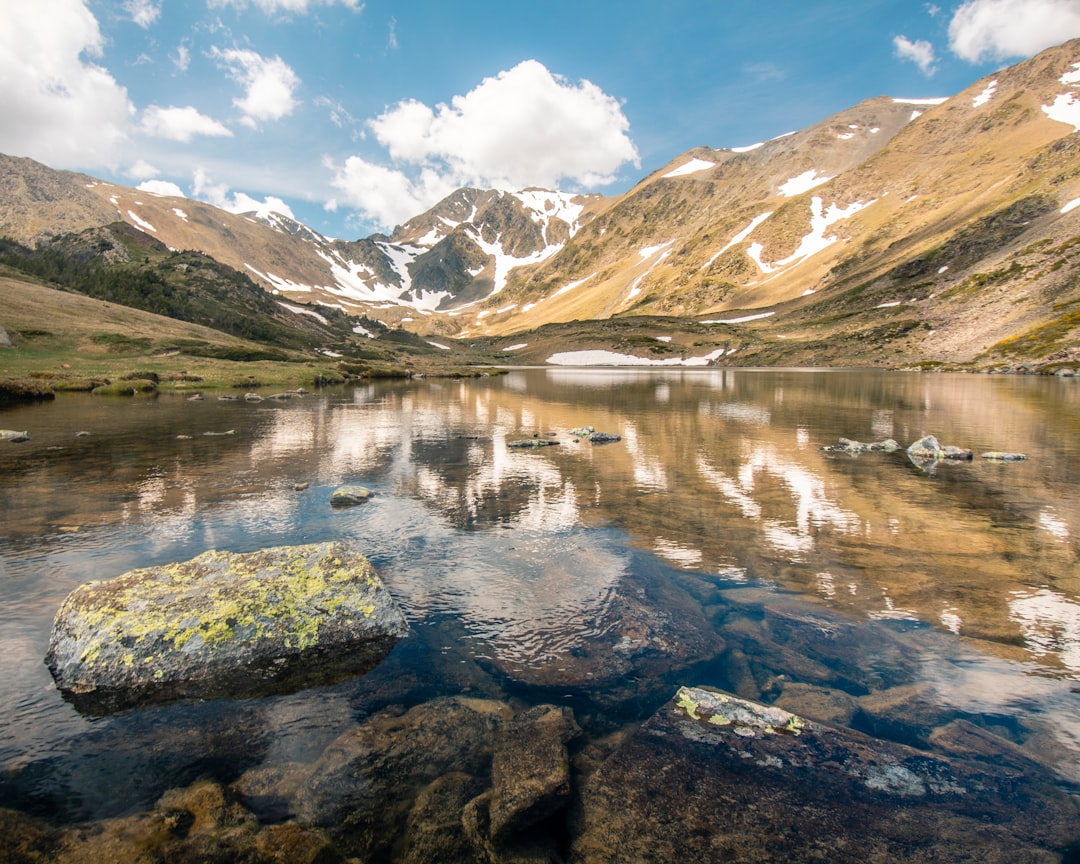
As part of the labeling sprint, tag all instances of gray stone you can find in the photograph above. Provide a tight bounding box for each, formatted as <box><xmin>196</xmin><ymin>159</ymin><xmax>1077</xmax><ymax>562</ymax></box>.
<box><xmin>569</xmin><ymin>686</ymin><xmax>1080</xmax><ymax>863</ymax></box>
<box><xmin>981</xmin><ymin>451</ymin><xmax>1028</xmax><ymax>461</ymax></box>
<box><xmin>45</xmin><ymin>541</ymin><xmax>408</xmax><ymax>713</ymax></box>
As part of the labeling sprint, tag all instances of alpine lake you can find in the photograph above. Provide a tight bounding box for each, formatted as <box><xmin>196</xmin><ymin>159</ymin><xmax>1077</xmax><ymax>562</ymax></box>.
<box><xmin>2</xmin><ymin>367</ymin><xmax>1079</xmax><ymax>862</ymax></box>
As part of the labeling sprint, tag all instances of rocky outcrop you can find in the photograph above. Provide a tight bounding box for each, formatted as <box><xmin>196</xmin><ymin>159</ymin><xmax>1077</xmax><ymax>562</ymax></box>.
<box><xmin>45</xmin><ymin>542</ymin><xmax>408</xmax><ymax>713</ymax></box>
<box><xmin>570</xmin><ymin>686</ymin><xmax>1080</xmax><ymax>863</ymax></box>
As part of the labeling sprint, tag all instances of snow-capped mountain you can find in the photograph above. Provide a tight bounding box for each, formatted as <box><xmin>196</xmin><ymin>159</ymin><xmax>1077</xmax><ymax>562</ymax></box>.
<box><xmin>5</xmin><ymin>37</ymin><xmax>1080</xmax><ymax>369</ymax></box>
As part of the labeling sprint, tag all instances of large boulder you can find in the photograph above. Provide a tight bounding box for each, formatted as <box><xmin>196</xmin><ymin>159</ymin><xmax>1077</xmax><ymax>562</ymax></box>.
<box><xmin>570</xmin><ymin>686</ymin><xmax>1080</xmax><ymax>863</ymax></box>
<box><xmin>45</xmin><ymin>542</ymin><xmax>408</xmax><ymax>713</ymax></box>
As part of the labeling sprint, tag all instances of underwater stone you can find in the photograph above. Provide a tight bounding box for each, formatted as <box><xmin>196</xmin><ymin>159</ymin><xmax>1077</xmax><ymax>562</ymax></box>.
<box><xmin>45</xmin><ymin>541</ymin><xmax>408</xmax><ymax>714</ymax></box>
<box><xmin>570</xmin><ymin>685</ymin><xmax>1080</xmax><ymax>862</ymax></box>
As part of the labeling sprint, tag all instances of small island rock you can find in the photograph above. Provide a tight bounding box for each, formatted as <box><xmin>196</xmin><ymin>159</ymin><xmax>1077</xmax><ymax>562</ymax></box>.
<box><xmin>330</xmin><ymin>485</ymin><xmax>376</xmax><ymax>506</ymax></box>
<box><xmin>45</xmin><ymin>541</ymin><xmax>408</xmax><ymax>713</ymax></box>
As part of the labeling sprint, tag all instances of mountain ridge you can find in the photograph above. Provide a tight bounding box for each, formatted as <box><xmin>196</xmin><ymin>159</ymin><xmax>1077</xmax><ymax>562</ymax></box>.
<box><xmin>3</xmin><ymin>38</ymin><xmax>1080</xmax><ymax>370</ymax></box>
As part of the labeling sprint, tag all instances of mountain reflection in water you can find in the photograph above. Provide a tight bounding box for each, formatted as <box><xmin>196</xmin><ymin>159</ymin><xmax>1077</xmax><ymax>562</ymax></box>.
<box><xmin>0</xmin><ymin>368</ymin><xmax>1078</xmax><ymax>836</ymax></box>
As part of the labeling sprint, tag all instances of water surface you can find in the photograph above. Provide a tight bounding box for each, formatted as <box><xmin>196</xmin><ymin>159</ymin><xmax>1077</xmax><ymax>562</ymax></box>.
<box><xmin>1</xmin><ymin>368</ymin><xmax>1078</xmax><ymax>826</ymax></box>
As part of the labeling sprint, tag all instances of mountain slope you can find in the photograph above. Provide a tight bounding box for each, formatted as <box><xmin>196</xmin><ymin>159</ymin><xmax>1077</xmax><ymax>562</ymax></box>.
<box><xmin>3</xmin><ymin>39</ymin><xmax>1080</xmax><ymax>369</ymax></box>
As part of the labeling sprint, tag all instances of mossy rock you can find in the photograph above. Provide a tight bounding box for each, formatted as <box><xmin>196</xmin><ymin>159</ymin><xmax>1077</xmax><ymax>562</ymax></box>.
<box><xmin>45</xmin><ymin>541</ymin><xmax>408</xmax><ymax>714</ymax></box>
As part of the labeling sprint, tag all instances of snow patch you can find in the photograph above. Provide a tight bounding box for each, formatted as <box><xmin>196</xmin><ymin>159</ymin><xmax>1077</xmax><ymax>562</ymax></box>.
<box><xmin>278</xmin><ymin>301</ymin><xmax>329</xmax><ymax>324</ymax></box>
<box><xmin>747</xmin><ymin>196</ymin><xmax>875</xmax><ymax>275</ymax></box>
<box><xmin>779</xmin><ymin>169</ymin><xmax>832</xmax><ymax>197</ymax></box>
<box><xmin>554</xmin><ymin>273</ymin><xmax>595</xmax><ymax>298</ymax></box>
<box><xmin>468</xmin><ymin>226</ymin><xmax>562</xmax><ymax>296</ymax></box>
<box><xmin>700</xmin><ymin>212</ymin><xmax>773</xmax><ymax>270</ymax></box>
<box><xmin>546</xmin><ymin>348</ymin><xmax>726</xmax><ymax>367</ymax></box>
<box><xmin>503</xmin><ymin>343</ymin><xmax>528</xmax><ymax>351</ymax></box>
<box><xmin>875</xmin><ymin>301</ymin><xmax>902</xmax><ymax>308</ymax></box>
<box><xmin>1060</xmin><ymin>62</ymin><xmax>1080</xmax><ymax>86</ymax></box>
<box><xmin>892</xmin><ymin>97</ymin><xmax>948</xmax><ymax>105</ymax></box>
<box><xmin>702</xmin><ymin>312</ymin><xmax>775</xmax><ymax>324</ymax></box>
<box><xmin>730</xmin><ymin>141</ymin><xmax>764</xmax><ymax>153</ymax></box>
<box><xmin>1043</xmin><ymin>93</ymin><xmax>1080</xmax><ymax>132</ymax></box>
<box><xmin>427</xmin><ymin>341</ymin><xmax>451</xmax><ymax>350</ymax></box>
<box><xmin>663</xmin><ymin>158</ymin><xmax>715</xmax><ymax>178</ymax></box>
<box><xmin>972</xmin><ymin>80</ymin><xmax>997</xmax><ymax>108</ymax></box>
<box><xmin>246</xmin><ymin>265</ymin><xmax>314</xmax><ymax>293</ymax></box>
<box><xmin>1061</xmin><ymin>197</ymin><xmax>1080</xmax><ymax>214</ymax></box>
<box><xmin>172</xmin><ymin>208</ymin><xmax>188</xmax><ymax>221</ymax></box>
<box><xmin>127</xmin><ymin>211</ymin><xmax>156</xmax><ymax>233</ymax></box>
<box><xmin>511</xmin><ymin>189</ymin><xmax>586</xmax><ymax>234</ymax></box>
<box><xmin>639</xmin><ymin>241</ymin><xmax>674</xmax><ymax>260</ymax></box>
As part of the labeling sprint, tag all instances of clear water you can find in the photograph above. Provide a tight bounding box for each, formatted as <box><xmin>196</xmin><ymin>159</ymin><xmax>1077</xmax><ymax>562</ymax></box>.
<box><xmin>1</xmin><ymin>368</ymin><xmax>1078</xmax><ymax>824</ymax></box>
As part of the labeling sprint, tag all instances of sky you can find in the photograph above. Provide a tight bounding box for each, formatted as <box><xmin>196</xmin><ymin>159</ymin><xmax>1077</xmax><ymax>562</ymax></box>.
<box><xmin>4</xmin><ymin>0</ymin><xmax>1080</xmax><ymax>241</ymax></box>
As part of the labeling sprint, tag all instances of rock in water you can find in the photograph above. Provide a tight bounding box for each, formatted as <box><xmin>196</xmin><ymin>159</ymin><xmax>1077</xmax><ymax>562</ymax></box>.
<box><xmin>570</xmin><ymin>686</ymin><xmax>1080</xmax><ymax>862</ymax></box>
<box><xmin>330</xmin><ymin>485</ymin><xmax>376</xmax><ymax>506</ymax></box>
<box><xmin>45</xmin><ymin>542</ymin><xmax>408</xmax><ymax>714</ymax></box>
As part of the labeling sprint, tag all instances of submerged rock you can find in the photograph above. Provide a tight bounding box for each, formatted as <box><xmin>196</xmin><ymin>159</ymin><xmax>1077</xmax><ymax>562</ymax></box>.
<box><xmin>980</xmin><ymin>451</ymin><xmax>1028</xmax><ymax>461</ymax></box>
<box><xmin>489</xmin><ymin>704</ymin><xmax>580</xmax><ymax>844</ymax></box>
<box><xmin>508</xmin><ymin>438</ymin><xmax>560</xmax><ymax>448</ymax></box>
<box><xmin>45</xmin><ymin>541</ymin><xmax>408</xmax><ymax>713</ymax></box>
<box><xmin>570</xmin><ymin>686</ymin><xmax>1080</xmax><ymax>863</ymax></box>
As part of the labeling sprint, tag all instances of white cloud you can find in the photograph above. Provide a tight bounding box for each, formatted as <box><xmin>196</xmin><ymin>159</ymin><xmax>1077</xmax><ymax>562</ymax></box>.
<box><xmin>0</xmin><ymin>0</ymin><xmax>134</xmax><ymax>169</ymax></box>
<box><xmin>140</xmin><ymin>105</ymin><xmax>233</xmax><ymax>141</ymax></box>
<box><xmin>126</xmin><ymin>159</ymin><xmax>160</xmax><ymax>180</ymax></box>
<box><xmin>192</xmin><ymin>167</ymin><xmax>296</xmax><ymax>219</ymax></box>
<box><xmin>329</xmin><ymin>59</ymin><xmax>638</xmax><ymax>229</ymax></box>
<box><xmin>172</xmin><ymin>41</ymin><xmax>192</xmax><ymax>73</ymax></box>
<box><xmin>211</xmin><ymin>47</ymin><xmax>300</xmax><ymax>127</ymax></box>
<box><xmin>948</xmin><ymin>0</ymin><xmax>1080</xmax><ymax>63</ymax></box>
<box><xmin>123</xmin><ymin>0</ymin><xmax>160</xmax><ymax>27</ymax></box>
<box><xmin>207</xmin><ymin>0</ymin><xmax>363</xmax><ymax>13</ymax></box>
<box><xmin>138</xmin><ymin>179</ymin><xmax>186</xmax><ymax>197</ymax></box>
<box><xmin>894</xmin><ymin>35</ymin><xmax>938</xmax><ymax>75</ymax></box>
<box><xmin>326</xmin><ymin>156</ymin><xmax>457</xmax><ymax>229</ymax></box>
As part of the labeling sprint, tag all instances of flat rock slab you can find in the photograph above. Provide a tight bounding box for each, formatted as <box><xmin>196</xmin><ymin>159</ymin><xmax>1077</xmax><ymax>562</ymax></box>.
<box><xmin>46</xmin><ymin>541</ymin><xmax>408</xmax><ymax>714</ymax></box>
<box><xmin>571</xmin><ymin>686</ymin><xmax>1080</xmax><ymax>863</ymax></box>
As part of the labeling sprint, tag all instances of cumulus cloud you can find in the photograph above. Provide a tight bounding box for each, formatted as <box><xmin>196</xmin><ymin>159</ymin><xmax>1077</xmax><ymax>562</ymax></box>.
<box><xmin>0</xmin><ymin>0</ymin><xmax>133</xmax><ymax>169</ymax></box>
<box><xmin>123</xmin><ymin>0</ymin><xmax>161</xmax><ymax>28</ymax></box>
<box><xmin>138</xmin><ymin>179</ymin><xmax>186</xmax><ymax>197</ymax></box>
<box><xmin>948</xmin><ymin>0</ymin><xmax>1080</xmax><ymax>63</ymax></box>
<box><xmin>212</xmin><ymin>47</ymin><xmax>300</xmax><ymax>127</ymax></box>
<box><xmin>894</xmin><ymin>35</ymin><xmax>938</xmax><ymax>75</ymax></box>
<box><xmin>328</xmin><ymin>59</ymin><xmax>639</xmax><ymax>230</ymax></box>
<box><xmin>140</xmin><ymin>105</ymin><xmax>233</xmax><ymax>141</ymax></box>
<box><xmin>207</xmin><ymin>0</ymin><xmax>363</xmax><ymax>13</ymax></box>
<box><xmin>126</xmin><ymin>159</ymin><xmax>160</xmax><ymax>180</ymax></box>
<box><xmin>192</xmin><ymin>167</ymin><xmax>296</xmax><ymax>219</ymax></box>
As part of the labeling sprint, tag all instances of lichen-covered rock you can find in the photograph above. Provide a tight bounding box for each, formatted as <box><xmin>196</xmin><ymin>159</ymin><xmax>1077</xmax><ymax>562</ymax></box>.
<box><xmin>570</xmin><ymin>686</ymin><xmax>1080</xmax><ymax>863</ymax></box>
<box><xmin>45</xmin><ymin>542</ymin><xmax>408</xmax><ymax>713</ymax></box>
<box><xmin>329</xmin><ymin>485</ymin><xmax>375</xmax><ymax>506</ymax></box>
<box><xmin>821</xmin><ymin>437</ymin><xmax>899</xmax><ymax>453</ymax></box>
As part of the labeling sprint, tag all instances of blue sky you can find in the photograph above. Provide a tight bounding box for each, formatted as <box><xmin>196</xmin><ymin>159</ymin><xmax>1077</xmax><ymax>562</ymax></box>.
<box><xmin>4</xmin><ymin>0</ymin><xmax>1080</xmax><ymax>240</ymax></box>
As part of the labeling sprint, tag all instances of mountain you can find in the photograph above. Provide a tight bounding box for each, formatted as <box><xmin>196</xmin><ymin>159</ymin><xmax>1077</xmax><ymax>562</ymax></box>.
<box><xmin>4</xmin><ymin>38</ymin><xmax>1080</xmax><ymax>370</ymax></box>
